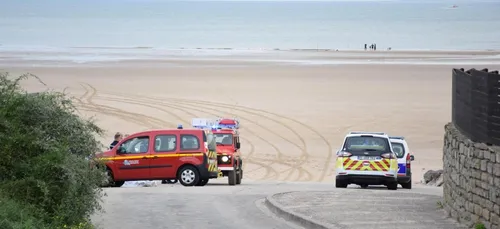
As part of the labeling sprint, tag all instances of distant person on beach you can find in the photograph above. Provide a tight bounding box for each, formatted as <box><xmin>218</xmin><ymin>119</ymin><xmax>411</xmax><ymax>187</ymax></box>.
<box><xmin>374</xmin><ymin>44</ymin><xmax>377</xmax><ymax>51</ymax></box>
<box><xmin>364</xmin><ymin>44</ymin><xmax>367</xmax><ymax>50</ymax></box>
<box><xmin>110</xmin><ymin>132</ymin><xmax>123</xmax><ymax>150</ymax></box>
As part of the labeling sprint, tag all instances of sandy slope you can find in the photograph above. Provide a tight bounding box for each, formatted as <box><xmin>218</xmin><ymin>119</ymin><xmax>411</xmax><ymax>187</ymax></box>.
<box><xmin>5</xmin><ymin>51</ymin><xmax>500</xmax><ymax>183</ymax></box>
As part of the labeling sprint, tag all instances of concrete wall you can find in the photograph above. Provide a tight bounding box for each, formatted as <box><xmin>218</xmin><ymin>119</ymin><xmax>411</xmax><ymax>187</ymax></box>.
<box><xmin>443</xmin><ymin>123</ymin><xmax>500</xmax><ymax>229</ymax></box>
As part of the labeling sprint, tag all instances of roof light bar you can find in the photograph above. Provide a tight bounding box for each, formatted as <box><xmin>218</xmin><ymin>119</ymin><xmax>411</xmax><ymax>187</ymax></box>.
<box><xmin>349</xmin><ymin>131</ymin><xmax>387</xmax><ymax>135</ymax></box>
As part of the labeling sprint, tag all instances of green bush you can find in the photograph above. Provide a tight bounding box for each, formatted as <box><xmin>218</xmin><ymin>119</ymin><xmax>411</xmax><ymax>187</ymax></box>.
<box><xmin>0</xmin><ymin>73</ymin><xmax>106</xmax><ymax>229</ymax></box>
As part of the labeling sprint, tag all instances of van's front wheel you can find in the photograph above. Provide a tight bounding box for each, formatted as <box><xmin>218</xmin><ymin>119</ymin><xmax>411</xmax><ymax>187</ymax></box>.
<box><xmin>178</xmin><ymin>166</ymin><xmax>200</xmax><ymax>186</ymax></box>
<box><xmin>105</xmin><ymin>169</ymin><xmax>124</xmax><ymax>188</ymax></box>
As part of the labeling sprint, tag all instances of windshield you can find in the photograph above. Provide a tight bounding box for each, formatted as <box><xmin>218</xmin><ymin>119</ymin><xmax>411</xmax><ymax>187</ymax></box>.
<box><xmin>342</xmin><ymin>136</ymin><xmax>390</xmax><ymax>155</ymax></box>
<box><xmin>390</xmin><ymin>142</ymin><xmax>405</xmax><ymax>158</ymax></box>
<box><xmin>214</xmin><ymin>133</ymin><xmax>233</xmax><ymax>145</ymax></box>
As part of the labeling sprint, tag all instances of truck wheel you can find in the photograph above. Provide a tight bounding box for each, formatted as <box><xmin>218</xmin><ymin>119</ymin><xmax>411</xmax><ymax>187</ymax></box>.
<box><xmin>195</xmin><ymin>179</ymin><xmax>209</xmax><ymax>186</ymax></box>
<box><xmin>360</xmin><ymin>184</ymin><xmax>368</xmax><ymax>189</ymax></box>
<box><xmin>228</xmin><ymin>171</ymin><xmax>237</xmax><ymax>186</ymax></box>
<box><xmin>236</xmin><ymin>169</ymin><xmax>242</xmax><ymax>185</ymax></box>
<box><xmin>178</xmin><ymin>166</ymin><xmax>200</xmax><ymax>187</ymax></box>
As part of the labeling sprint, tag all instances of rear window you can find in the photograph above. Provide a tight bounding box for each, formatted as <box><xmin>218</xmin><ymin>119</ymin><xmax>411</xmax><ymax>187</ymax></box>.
<box><xmin>343</xmin><ymin>136</ymin><xmax>390</xmax><ymax>153</ymax></box>
<box><xmin>391</xmin><ymin>142</ymin><xmax>405</xmax><ymax>158</ymax></box>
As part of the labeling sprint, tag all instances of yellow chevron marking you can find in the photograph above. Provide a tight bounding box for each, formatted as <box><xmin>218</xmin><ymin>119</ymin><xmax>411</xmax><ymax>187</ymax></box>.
<box><xmin>350</xmin><ymin>161</ymin><xmax>363</xmax><ymax>170</ymax></box>
<box><xmin>390</xmin><ymin>159</ymin><xmax>398</xmax><ymax>171</ymax></box>
<box><xmin>336</xmin><ymin>158</ymin><xmax>342</xmax><ymax>169</ymax></box>
<box><xmin>371</xmin><ymin>161</ymin><xmax>383</xmax><ymax>171</ymax></box>
<box><xmin>360</xmin><ymin>166</ymin><xmax>371</xmax><ymax>171</ymax></box>
<box><xmin>379</xmin><ymin>159</ymin><xmax>389</xmax><ymax>170</ymax></box>
<box><xmin>344</xmin><ymin>159</ymin><xmax>355</xmax><ymax>168</ymax></box>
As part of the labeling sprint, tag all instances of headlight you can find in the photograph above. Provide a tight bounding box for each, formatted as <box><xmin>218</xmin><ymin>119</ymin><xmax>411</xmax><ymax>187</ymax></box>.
<box><xmin>221</xmin><ymin>156</ymin><xmax>229</xmax><ymax>162</ymax></box>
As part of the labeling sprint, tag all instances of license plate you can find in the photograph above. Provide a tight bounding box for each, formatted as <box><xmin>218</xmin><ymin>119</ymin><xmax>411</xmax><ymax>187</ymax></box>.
<box><xmin>358</xmin><ymin>156</ymin><xmax>379</xmax><ymax>160</ymax></box>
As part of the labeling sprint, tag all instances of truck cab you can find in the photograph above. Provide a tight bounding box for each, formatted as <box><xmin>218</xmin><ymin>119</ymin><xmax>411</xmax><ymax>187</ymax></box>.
<box><xmin>95</xmin><ymin>129</ymin><xmax>218</xmax><ymax>187</ymax></box>
<box><xmin>213</xmin><ymin>128</ymin><xmax>243</xmax><ymax>185</ymax></box>
<box><xmin>192</xmin><ymin>118</ymin><xmax>243</xmax><ymax>185</ymax></box>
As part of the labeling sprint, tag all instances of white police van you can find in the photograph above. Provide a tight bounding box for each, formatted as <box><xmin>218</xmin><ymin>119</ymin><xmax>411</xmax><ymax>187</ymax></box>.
<box><xmin>388</xmin><ymin>136</ymin><xmax>414</xmax><ymax>189</ymax></box>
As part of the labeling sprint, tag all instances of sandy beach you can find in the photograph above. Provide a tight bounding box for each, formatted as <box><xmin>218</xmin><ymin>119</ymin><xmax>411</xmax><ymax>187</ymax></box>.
<box><xmin>4</xmin><ymin>50</ymin><xmax>500</xmax><ymax>184</ymax></box>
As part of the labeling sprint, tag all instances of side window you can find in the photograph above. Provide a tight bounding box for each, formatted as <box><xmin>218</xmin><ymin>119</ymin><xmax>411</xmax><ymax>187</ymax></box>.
<box><xmin>181</xmin><ymin>134</ymin><xmax>200</xmax><ymax>150</ymax></box>
<box><xmin>120</xmin><ymin>136</ymin><xmax>150</xmax><ymax>154</ymax></box>
<box><xmin>154</xmin><ymin>135</ymin><xmax>177</xmax><ymax>152</ymax></box>
<box><xmin>391</xmin><ymin>142</ymin><xmax>405</xmax><ymax>158</ymax></box>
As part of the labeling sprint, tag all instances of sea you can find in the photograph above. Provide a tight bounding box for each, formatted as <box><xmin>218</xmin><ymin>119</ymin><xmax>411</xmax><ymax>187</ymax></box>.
<box><xmin>1</xmin><ymin>0</ymin><xmax>500</xmax><ymax>64</ymax></box>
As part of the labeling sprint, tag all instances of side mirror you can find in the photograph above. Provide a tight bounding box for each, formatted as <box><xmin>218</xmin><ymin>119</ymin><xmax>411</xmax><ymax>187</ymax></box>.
<box><xmin>235</xmin><ymin>142</ymin><xmax>241</xmax><ymax>149</ymax></box>
<box><xmin>410</xmin><ymin>155</ymin><xmax>415</xmax><ymax>161</ymax></box>
<box><xmin>117</xmin><ymin>146</ymin><xmax>127</xmax><ymax>154</ymax></box>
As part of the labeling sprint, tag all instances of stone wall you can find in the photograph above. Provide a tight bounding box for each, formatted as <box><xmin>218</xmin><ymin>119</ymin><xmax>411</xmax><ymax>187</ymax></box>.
<box><xmin>443</xmin><ymin>123</ymin><xmax>500</xmax><ymax>229</ymax></box>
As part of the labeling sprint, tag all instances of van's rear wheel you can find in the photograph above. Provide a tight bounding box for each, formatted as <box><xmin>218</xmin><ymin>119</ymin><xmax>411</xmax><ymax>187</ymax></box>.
<box><xmin>195</xmin><ymin>179</ymin><xmax>209</xmax><ymax>186</ymax></box>
<box><xmin>178</xmin><ymin>166</ymin><xmax>200</xmax><ymax>187</ymax></box>
<box><xmin>401</xmin><ymin>180</ymin><xmax>412</xmax><ymax>189</ymax></box>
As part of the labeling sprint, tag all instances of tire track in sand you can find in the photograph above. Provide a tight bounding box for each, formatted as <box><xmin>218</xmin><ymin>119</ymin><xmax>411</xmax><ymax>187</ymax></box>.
<box><xmin>77</xmin><ymin>83</ymin><xmax>176</xmax><ymax>129</ymax></box>
<box><xmin>96</xmin><ymin>91</ymin><xmax>312</xmax><ymax>181</ymax></box>
<box><xmin>90</xmin><ymin>91</ymin><xmax>279</xmax><ymax>180</ymax></box>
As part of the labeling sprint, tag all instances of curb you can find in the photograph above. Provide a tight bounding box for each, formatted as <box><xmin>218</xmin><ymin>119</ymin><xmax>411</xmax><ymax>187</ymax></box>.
<box><xmin>264</xmin><ymin>192</ymin><xmax>337</xmax><ymax>229</ymax></box>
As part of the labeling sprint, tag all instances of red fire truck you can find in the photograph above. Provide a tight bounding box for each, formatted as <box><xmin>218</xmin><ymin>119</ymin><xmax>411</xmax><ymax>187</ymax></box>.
<box><xmin>94</xmin><ymin>128</ymin><xmax>219</xmax><ymax>187</ymax></box>
<box><xmin>192</xmin><ymin>118</ymin><xmax>243</xmax><ymax>185</ymax></box>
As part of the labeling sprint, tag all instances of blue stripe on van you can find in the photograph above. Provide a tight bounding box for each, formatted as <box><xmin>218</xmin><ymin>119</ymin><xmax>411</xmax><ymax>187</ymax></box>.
<box><xmin>397</xmin><ymin>163</ymin><xmax>406</xmax><ymax>174</ymax></box>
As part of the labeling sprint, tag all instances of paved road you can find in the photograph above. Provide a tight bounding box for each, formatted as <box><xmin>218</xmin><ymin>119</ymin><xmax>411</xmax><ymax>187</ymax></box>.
<box><xmin>270</xmin><ymin>189</ymin><xmax>466</xmax><ymax>229</ymax></box>
<box><xmin>91</xmin><ymin>180</ymin><xmax>449</xmax><ymax>229</ymax></box>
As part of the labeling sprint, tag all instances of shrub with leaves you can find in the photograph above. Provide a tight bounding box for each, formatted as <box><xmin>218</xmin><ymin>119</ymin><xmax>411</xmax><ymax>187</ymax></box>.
<box><xmin>0</xmin><ymin>72</ymin><xmax>106</xmax><ymax>229</ymax></box>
